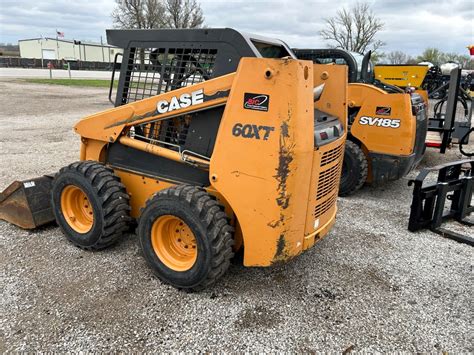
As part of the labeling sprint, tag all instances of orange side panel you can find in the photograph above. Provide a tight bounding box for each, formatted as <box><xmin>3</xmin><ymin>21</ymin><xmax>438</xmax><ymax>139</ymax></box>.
<box><xmin>349</xmin><ymin>83</ymin><xmax>416</xmax><ymax>156</ymax></box>
<box><xmin>210</xmin><ymin>58</ymin><xmax>315</xmax><ymax>266</ymax></box>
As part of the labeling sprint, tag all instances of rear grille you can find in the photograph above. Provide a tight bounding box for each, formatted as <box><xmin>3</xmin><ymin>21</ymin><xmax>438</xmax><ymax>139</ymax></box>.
<box><xmin>320</xmin><ymin>144</ymin><xmax>344</xmax><ymax>166</ymax></box>
<box><xmin>313</xmin><ymin>140</ymin><xmax>345</xmax><ymax>220</ymax></box>
<box><xmin>316</xmin><ymin>163</ymin><xmax>341</xmax><ymax>199</ymax></box>
<box><xmin>314</xmin><ymin>191</ymin><xmax>338</xmax><ymax>218</ymax></box>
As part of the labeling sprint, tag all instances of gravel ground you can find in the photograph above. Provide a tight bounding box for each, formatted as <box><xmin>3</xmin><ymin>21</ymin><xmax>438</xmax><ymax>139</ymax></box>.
<box><xmin>1</xmin><ymin>79</ymin><xmax>473</xmax><ymax>352</ymax></box>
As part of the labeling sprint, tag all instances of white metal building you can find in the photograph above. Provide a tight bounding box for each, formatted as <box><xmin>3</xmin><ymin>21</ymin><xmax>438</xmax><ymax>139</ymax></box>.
<box><xmin>18</xmin><ymin>38</ymin><xmax>122</xmax><ymax>62</ymax></box>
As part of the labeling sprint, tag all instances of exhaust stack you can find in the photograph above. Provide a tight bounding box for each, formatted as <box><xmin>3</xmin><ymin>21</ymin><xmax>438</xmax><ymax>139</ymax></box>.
<box><xmin>313</xmin><ymin>83</ymin><xmax>325</xmax><ymax>102</ymax></box>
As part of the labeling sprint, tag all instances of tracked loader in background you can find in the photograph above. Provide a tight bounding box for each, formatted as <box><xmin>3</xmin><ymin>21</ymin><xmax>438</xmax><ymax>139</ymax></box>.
<box><xmin>0</xmin><ymin>29</ymin><xmax>348</xmax><ymax>291</ymax></box>
<box><xmin>294</xmin><ymin>48</ymin><xmax>428</xmax><ymax>195</ymax></box>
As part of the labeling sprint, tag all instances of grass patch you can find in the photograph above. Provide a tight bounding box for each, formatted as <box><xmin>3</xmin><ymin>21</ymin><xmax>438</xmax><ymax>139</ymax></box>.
<box><xmin>25</xmin><ymin>78</ymin><xmax>116</xmax><ymax>88</ymax></box>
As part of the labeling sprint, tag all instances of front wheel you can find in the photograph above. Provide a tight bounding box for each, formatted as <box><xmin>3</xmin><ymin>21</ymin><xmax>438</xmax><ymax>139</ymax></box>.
<box><xmin>339</xmin><ymin>141</ymin><xmax>368</xmax><ymax>196</ymax></box>
<box><xmin>51</xmin><ymin>161</ymin><xmax>132</xmax><ymax>250</ymax></box>
<box><xmin>138</xmin><ymin>185</ymin><xmax>234</xmax><ymax>291</ymax></box>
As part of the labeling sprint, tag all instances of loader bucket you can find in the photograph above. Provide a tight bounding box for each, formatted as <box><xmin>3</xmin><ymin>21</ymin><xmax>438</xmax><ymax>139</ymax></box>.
<box><xmin>0</xmin><ymin>175</ymin><xmax>55</xmax><ymax>229</ymax></box>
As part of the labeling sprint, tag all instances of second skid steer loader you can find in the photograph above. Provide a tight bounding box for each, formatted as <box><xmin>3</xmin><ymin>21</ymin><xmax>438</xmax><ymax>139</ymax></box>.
<box><xmin>0</xmin><ymin>29</ymin><xmax>348</xmax><ymax>291</ymax></box>
<box><xmin>294</xmin><ymin>48</ymin><xmax>428</xmax><ymax>195</ymax></box>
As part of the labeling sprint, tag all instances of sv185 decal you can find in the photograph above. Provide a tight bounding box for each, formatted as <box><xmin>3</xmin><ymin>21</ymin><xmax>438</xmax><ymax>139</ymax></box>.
<box><xmin>359</xmin><ymin>116</ymin><xmax>401</xmax><ymax>128</ymax></box>
<box><xmin>232</xmin><ymin>123</ymin><xmax>275</xmax><ymax>140</ymax></box>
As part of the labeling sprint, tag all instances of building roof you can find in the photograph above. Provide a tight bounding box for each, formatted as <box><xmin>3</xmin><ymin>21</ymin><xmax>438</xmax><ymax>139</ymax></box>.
<box><xmin>18</xmin><ymin>37</ymin><xmax>117</xmax><ymax>48</ymax></box>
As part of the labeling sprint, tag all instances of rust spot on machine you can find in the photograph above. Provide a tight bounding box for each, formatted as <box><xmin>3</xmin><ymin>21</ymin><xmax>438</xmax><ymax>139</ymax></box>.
<box><xmin>274</xmin><ymin>120</ymin><xmax>294</xmax><ymax>210</ymax></box>
<box><xmin>272</xmin><ymin>234</ymin><xmax>290</xmax><ymax>264</ymax></box>
<box><xmin>271</xmin><ymin>117</ymin><xmax>295</xmax><ymax>263</ymax></box>
<box><xmin>0</xmin><ymin>176</ymin><xmax>55</xmax><ymax>229</ymax></box>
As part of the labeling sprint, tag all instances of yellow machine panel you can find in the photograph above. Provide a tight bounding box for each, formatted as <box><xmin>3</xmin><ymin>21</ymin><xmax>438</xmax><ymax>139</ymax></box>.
<box><xmin>375</xmin><ymin>65</ymin><xmax>429</xmax><ymax>89</ymax></box>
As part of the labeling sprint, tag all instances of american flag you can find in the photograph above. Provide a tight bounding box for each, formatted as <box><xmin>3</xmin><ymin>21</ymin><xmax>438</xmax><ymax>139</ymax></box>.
<box><xmin>56</xmin><ymin>30</ymin><xmax>65</xmax><ymax>38</ymax></box>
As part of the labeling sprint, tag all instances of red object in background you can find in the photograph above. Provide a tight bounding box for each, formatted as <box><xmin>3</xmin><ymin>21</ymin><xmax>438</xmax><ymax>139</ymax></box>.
<box><xmin>426</xmin><ymin>142</ymin><xmax>441</xmax><ymax>148</ymax></box>
<box><xmin>47</xmin><ymin>62</ymin><xmax>54</xmax><ymax>69</ymax></box>
<box><xmin>469</xmin><ymin>45</ymin><xmax>474</xmax><ymax>55</ymax></box>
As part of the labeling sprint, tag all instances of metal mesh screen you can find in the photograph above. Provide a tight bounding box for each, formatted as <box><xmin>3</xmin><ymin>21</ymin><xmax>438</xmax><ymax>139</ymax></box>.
<box><xmin>123</xmin><ymin>47</ymin><xmax>218</xmax><ymax>103</ymax></box>
<box><xmin>134</xmin><ymin>115</ymin><xmax>191</xmax><ymax>151</ymax></box>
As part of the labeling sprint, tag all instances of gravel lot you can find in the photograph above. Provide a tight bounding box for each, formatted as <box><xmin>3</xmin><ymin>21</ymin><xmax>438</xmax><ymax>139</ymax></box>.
<box><xmin>1</xmin><ymin>79</ymin><xmax>472</xmax><ymax>352</ymax></box>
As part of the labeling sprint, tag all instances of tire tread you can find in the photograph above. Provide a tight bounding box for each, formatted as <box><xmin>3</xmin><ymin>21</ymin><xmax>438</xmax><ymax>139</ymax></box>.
<box><xmin>53</xmin><ymin>161</ymin><xmax>132</xmax><ymax>250</ymax></box>
<box><xmin>140</xmin><ymin>184</ymin><xmax>234</xmax><ymax>291</ymax></box>
<box><xmin>339</xmin><ymin>140</ymin><xmax>368</xmax><ymax>196</ymax></box>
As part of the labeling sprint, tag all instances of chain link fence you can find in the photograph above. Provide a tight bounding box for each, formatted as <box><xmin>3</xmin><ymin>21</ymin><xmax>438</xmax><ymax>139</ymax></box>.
<box><xmin>0</xmin><ymin>57</ymin><xmax>120</xmax><ymax>71</ymax></box>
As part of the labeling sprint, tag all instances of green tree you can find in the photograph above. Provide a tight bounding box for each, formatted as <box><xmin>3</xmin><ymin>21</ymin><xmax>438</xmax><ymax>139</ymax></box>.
<box><xmin>416</xmin><ymin>48</ymin><xmax>443</xmax><ymax>65</ymax></box>
<box><xmin>370</xmin><ymin>51</ymin><xmax>385</xmax><ymax>64</ymax></box>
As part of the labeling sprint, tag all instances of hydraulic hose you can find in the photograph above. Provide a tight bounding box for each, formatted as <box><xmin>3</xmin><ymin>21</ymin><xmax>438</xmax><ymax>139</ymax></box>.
<box><xmin>459</xmin><ymin>128</ymin><xmax>473</xmax><ymax>157</ymax></box>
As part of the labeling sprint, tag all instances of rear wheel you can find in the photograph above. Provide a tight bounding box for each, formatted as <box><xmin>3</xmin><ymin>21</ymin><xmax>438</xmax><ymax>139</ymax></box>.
<box><xmin>339</xmin><ymin>140</ymin><xmax>368</xmax><ymax>196</ymax></box>
<box><xmin>138</xmin><ymin>185</ymin><xmax>234</xmax><ymax>291</ymax></box>
<box><xmin>51</xmin><ymin>161</ymin><xmax>132</xmax><ymax>250</ymax></box>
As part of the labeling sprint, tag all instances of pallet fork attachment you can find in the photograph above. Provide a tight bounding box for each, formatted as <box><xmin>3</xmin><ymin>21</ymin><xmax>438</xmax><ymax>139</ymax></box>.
<box><xmin>0</xmin><ymin>175</ymin><xmax>55</xmax><ymax>229</ymax></box>
<box><xmin>426</xmin><ymin>68</ymin><xmax>472</xmax><ymax>153</ymax></box>
<box><xmin>408</xmin><ymin>159</ymin><xmax>473</xmax><ymax>246</ymax></box>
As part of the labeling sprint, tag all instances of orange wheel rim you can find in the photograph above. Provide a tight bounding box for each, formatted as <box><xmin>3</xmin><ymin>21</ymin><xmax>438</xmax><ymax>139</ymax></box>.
<box><xmin>60</xmin><ymin>185</ymin><xmax>94</xmax><ymax>233</ymax></box>
<box><xmin>151</xmin><ymin>215</ymin><xmax>197</xmax><ymax>272</ymax></box>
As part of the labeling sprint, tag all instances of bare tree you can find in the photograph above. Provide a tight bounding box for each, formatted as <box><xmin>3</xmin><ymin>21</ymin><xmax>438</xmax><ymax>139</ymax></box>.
<box><xmin>112</xmin><ymin>0</ymin><xmax>204</xmax><ymax>29</ymax></box>
<box><xmin>456</xmin><ymin>55</ymin><xmax>474</xmax><ymax>70</ymax></box>
<box><xmin>320</xmin><ymin>2</ymin><xmax>385</xmax><ymax>53</ymax></box>
<box><xmin>441</xmin><ymin>52</ymin><xmax>461</xmax><ymax>63</ymax></box>
<box><xmin>165</xmin><ymin>0</ymin><xmax>204</xmax><ymax>28</ymax></box>
<box><xmin>386</xmin><ymin>51</ymin><xmax>410</xmax><ymax>64</ymax></box>
<box><xmin>112</xmin><ymin>0</ymin><xmax>167</xmax><ymax>29</ymax></box>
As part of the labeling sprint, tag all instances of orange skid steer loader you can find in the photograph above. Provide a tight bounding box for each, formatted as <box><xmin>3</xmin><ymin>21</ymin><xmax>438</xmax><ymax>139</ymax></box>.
<box><xmin>0</xmin><ymin>29</ymin><xmax>347</xmax><ymax>291</ymax></box>
<box><xmin>294</xmin><ymin>49</ymin><xmax>428</xmax><ymax>195</ymax></box>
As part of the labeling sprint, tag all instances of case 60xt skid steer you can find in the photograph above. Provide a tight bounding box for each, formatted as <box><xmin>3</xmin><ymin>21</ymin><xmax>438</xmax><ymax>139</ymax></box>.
<box><xmin>294</xmin><ymin>49</ymin><xmax>428</xmax><ymax>195</ymax></box>
<box><xmin>0</xmin><ymin>29</ymin><xmax>348</xmax><ymax>291</ymax></box>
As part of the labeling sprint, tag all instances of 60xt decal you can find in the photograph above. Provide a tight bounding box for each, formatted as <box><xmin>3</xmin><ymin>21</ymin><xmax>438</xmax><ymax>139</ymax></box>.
<box><xmin>359</xmin><ymin>116</ymin><xmax>401</xmax><ymax>129</ymax></box>
<box><xmin>232</xmin><ymin>123</ymin><xmax>275</xmax><ymax>140</ymax></box>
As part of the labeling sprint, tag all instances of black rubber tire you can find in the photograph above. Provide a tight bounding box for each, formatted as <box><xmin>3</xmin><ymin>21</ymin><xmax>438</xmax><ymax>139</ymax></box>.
<box><xmin>339</xmin><ymin>140</ymin><xmax>368</xmax><ymax>196</ymax></box>
<box><xmin>51</xmin><ymin>161</ymin><xmax>132</xmax><ymax>250</ymax></box>
<box><xmin>138</xmin><ymin>185</ymin><xmax>234</xmax><ymax>291</ymax></box>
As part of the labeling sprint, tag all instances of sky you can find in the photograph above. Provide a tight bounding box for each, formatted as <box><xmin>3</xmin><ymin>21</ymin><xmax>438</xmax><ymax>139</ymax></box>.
<box><xmin>0</xmin><ymin>0</ymin><xmax>473</xmax><ymax>56</ymax></box>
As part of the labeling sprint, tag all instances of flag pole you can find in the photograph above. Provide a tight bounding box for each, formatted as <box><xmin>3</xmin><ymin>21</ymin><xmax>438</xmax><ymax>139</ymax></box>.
<box><xmin>56</xmin><ymin>29</ymin><xmax>60</xmax><ymax>60</ymax></box>
<box><xmin>40</xmin><ymin>34</ymin><xmax>44</xmax><ymax>68</ymax></box>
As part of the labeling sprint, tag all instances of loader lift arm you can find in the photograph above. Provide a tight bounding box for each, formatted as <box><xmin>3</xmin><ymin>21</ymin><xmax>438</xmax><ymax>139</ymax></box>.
<box><xmin>76</xmin><ymin>73</ymin><xmax>235</xmax><ymax>168</ymax></box>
